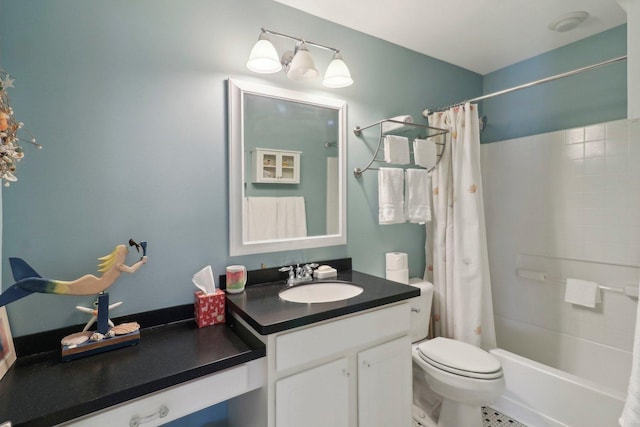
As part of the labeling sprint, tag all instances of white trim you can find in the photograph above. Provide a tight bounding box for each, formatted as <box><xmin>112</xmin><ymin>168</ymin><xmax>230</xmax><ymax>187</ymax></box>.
<box><xmin>227</xmin><ymin>79</ymin><xmax>347</xmax><ymax>256</ymax></box>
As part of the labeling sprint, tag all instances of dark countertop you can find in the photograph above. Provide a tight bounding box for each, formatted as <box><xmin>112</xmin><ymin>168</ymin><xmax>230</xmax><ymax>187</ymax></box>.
<box><xmin>1</xmin><ymin>260</ymin><xmax>416</xmax><ymax>426</ymax></box>
<box><xmin>226</xmin><ymin>269</ymin><xmax>420</xmax><ymax>335</ymax></box>
<box><xmin>0</xmin><ymin>308</ymin><xmax>265</xmax><ymax>427</ymax></box>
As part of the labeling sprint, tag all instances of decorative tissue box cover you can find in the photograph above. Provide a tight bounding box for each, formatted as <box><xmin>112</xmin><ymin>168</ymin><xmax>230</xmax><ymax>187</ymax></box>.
<box><xmin>194</xmin><ymin>290</ymin><xmax>225</xmax><ymax>327</ymax></box>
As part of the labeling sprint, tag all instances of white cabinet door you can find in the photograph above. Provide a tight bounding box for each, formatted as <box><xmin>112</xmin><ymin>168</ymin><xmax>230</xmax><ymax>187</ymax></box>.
<box><xmin>357</xmin><ymin>336</ymin><xmax>412</xmax><ymax>427</ymax></box>
<box><xmin>275</xmin><ymin>358</ymin><xmax>349</xmax><ymax>427</ymax></box>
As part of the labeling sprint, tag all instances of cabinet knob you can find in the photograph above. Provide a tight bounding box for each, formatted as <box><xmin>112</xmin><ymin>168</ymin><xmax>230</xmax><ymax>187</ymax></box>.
<box><xmin>130</xmin><ymin>404</ymin><xmax>169</xmax><ymax>427</ymax></box>
<box><xmin>362</xmin><ymin>360</ymin><xmax>371</xmax><ymax>368</ymax></box>
<box><xmin>341</xmin><ymin>368</ymin><xmax>350</xmax><ymax>377</ymax></box>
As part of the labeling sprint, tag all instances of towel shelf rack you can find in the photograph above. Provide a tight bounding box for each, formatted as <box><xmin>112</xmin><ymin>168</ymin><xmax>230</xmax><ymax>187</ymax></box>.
<box><xmin>515</xmin><ymin>268</ymin><xmax>639</xmax><ymax>298</ymax></box>
<box><xmin>352</xmin><ymin>118</ymin><xmax>448</xmax><ymax>178</ymax></box>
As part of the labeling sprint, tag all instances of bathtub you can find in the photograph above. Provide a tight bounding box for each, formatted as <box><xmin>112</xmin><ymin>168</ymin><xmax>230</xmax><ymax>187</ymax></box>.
<box><xmin>489</xmin><ymin>315</ymin><xmax>630</xmax><ymax>426</ymax></box>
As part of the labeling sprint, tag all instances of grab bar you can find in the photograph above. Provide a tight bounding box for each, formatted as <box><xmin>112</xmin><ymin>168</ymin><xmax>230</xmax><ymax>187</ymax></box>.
<box><xmin>515</xmin><ymin>268</ymin><xmax>639</xmax><ymax>298</ymax></box>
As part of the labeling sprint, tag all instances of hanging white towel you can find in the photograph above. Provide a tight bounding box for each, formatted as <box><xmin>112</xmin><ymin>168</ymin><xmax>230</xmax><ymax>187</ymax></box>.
<box><xmin>245</xmin><ymin>197</ymin><xmax>278</xmax><ymax>241</ymax></box>
<box><xmin>413</xmin><ymin>138</ymin><xmax>438</xmax><ymax>169</ymax></box>
<box><xmin>276</xmin><ymin>197</ymin><xmax>307</xmax><ymax>239</ymax></box>
<box><xmin>384</xmin><ymin>135</ymin><xmax>410</xmax><ymax>165</ymax></box>
<box><xmin>620</xmin><ymin>277</ymin><xmax>640</xmax><ymax>426</ymax></box>
<box><xmin>381</xmin><ymin>115</ymin><xmax>414</xmax><ymax>133</ymax></box>
<box><xmin>405</xmin><ymin>169</ymin><xmax>431</xmax><ymax>224</ymax></box>
<box><xmin>564</xmin><ymin>278</ymin><xmax>601</xmax><ymax>308</ymax></box>
<box><xmin>378</xmin><ymin>167</ymin><xmax>406</xmax><ymax>225</ymax></box>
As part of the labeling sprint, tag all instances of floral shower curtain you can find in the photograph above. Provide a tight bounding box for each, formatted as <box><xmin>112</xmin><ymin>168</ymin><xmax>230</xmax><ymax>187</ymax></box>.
<box><xmin>425</xmin><ymin>103</ymin><xmax>496</xmax><ymax>349</ymax></box>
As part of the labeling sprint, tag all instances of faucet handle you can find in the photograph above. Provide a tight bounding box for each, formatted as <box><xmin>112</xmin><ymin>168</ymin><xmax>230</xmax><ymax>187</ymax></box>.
<box><xmin>303</xmin><ymin>263</ymin><xmax>319</xmax><ymax>276</ymax></box>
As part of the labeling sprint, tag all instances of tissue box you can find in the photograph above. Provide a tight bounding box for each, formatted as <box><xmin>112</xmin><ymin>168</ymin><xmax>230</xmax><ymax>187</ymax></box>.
<box><xmin>194</xmin><ymin>290</ymin><xmax>226</xmax><ymax>328</ymax></box>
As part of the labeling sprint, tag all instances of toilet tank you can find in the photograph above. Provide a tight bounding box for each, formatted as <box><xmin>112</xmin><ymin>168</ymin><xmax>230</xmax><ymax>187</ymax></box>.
<box><xmin>408</xmin><ymin>278</ymin><xmax>434</xmax><ymax>343</ymax></box>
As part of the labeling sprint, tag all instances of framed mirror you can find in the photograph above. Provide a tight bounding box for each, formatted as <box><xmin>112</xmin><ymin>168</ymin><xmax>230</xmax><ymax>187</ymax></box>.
<box><xmin>228</xmin><ymin>79</ymin><xmax>347</xmax><ymax>256</ymax></box>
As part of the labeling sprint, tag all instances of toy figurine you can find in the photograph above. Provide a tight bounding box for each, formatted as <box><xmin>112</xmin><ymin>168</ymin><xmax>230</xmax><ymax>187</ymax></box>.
<box><xmin>0</xmin><ymin>239</ymin><xmax>148</xmax><ymax>361</ymax></box>
<box><xmin>0</xmin><ymin>240</ymin><xmax>147</xmax><ymax>307</ymax></box>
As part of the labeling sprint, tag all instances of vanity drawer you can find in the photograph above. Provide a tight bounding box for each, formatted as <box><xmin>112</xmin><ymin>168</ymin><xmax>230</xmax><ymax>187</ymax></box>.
<box><xmin>65</xmin><ymin>358</ymin><xmax>266</xmax><ymax>426</ymax></box>
<box><xmin>275</xmin><ymin>302</ymin><xmax>410</xmax><ymax>372</ymax></box>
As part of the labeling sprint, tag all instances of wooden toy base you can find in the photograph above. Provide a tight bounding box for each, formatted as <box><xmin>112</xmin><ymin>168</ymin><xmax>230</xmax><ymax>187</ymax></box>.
<box><xmin>61</xmin><ymin>331</ymin><xmax>140</xmax><ymax>362</ymax></box>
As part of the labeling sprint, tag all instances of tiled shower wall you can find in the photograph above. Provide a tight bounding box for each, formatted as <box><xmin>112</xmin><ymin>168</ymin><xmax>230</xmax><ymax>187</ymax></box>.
<box><xmin>481</xmin><ymin>119</ymin><xmax>640</xmax><ymax>363</ymax></box>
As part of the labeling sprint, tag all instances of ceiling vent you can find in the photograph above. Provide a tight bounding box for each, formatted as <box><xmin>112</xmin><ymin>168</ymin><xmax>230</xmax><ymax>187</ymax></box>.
<box><xmin>548</xmin><ymin>11</ymin><xmax>589</xmax><ymax>32</ymax></box>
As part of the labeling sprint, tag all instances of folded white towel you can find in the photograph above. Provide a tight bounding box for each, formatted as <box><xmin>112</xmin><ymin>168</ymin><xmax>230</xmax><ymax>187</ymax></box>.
<box><xmin>378</xmin><ymin>167</ymin><xmax>406</xmax><ymax>225</ymax></box>
<box><xmin>405</xmin><ymin>169</ymin><xmax>431</xmax><ymax>224</ymax></box>
<box><xmin>384</xmin><ymin>135</ymin><xmax>410</xmax><ymax>165</ymax></box>
<box><xmin>564</xmin><ymin>278</ymin><xmax>601</xmax><ymax>308</ymax></box>
<box><xmin>413</xmin><ymin>138</ymin><xmax>438</xmax><ymax>169</ymax></box>
<box><xmin>381</xmin><ymin>115</ymin><xmax>414</xmax><ymax>133</ymax></box>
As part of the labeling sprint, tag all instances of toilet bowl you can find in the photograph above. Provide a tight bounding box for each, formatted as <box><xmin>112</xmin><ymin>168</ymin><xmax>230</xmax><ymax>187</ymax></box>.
<box><xmin>409</xmin><ymin>280</ymin><xmax>505</xmax><ymax>427</ymax></box>
<box><xmin>412</xmin><ymin>337</ymin><xmax>505</xmax><ymax>427</ymax></box>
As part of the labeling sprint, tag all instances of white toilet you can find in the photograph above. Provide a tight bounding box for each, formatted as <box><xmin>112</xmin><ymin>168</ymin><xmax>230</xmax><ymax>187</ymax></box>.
<box><xmin>409</xmin><ymin>279</ymin><xmax>505</xmax><ymax>427</ymax></box>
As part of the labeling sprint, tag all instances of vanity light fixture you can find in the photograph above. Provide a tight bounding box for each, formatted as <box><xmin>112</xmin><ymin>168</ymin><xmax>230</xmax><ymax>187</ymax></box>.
<box><xmin>246</xmin><ymin>28</ymin><xmax>353</xmax><ymax>88</ymax></box>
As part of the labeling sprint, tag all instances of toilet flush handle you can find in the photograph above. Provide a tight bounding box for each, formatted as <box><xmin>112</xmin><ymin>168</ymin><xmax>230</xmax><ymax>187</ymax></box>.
<box><xmin>411</xmin><ymin>307</ymin><xmax>421</xmax><ymax>313</ymax></box>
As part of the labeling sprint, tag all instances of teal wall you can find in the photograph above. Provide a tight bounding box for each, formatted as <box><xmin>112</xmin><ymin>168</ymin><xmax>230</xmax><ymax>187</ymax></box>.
<box><xmin>164</xmin><ymin>402</ymin><xmax>226</xmax><ymax>427</ymax></box>
<box><xmin>481</xmin><ymin>25</ymin><xmax>627</xmax><ymax>143</ymax></box>
<box><xmin>0</xmin><ymin>0</ymin><xmax>482</xmax><ymax>337</ymax></box>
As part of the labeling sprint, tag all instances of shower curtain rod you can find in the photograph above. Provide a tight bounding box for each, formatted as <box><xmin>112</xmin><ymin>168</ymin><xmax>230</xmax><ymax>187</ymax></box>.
<box><xmin>426</xmin><ymin>55</ymin><xmax>628</xmax><ymax>114</ymax></box>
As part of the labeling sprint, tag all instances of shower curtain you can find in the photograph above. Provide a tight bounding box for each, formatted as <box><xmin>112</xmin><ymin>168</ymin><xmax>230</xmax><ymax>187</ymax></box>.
<box><xmin>425</xmin><ymin>103</ymin><xmax>496</xmax><ymax>349</ymax></box>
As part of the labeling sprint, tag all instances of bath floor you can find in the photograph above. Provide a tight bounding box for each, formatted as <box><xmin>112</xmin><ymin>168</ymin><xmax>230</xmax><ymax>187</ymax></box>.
<box><xmin>412</xmin><ymin>406</ymin><xmax>527</xmax><ymax>427</ymax></box>
<box><xmin>482</xmin><ymin>407</ymin><xmax>527</xmax><ymax>427</ymax></box>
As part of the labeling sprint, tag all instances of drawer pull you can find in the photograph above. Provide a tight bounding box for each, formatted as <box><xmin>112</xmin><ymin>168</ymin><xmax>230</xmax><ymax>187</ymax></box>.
<box><xmin>130</xmin><ymin>404</ymin><xmax>169</xmax><ymax>427</ymax></box>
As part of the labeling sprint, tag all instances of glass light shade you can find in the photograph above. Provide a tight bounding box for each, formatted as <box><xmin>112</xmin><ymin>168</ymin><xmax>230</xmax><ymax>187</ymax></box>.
<box><xmin>286</xmin><ymin>42</ymin><xmax>319</xmax><ymax>81</ymax></box>
<box><xmin>247</xmin><ymin>34</ymin><xmax>282</xmax><ymax>74</ymax></box>
<box><xmin>323</xmin><ymin>53</ymin><xmax>353</xmax><ymax>88</ymax></box>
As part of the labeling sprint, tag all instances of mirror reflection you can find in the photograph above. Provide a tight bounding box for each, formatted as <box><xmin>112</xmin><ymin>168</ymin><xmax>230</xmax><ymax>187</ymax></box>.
<box><xmin>228</xmin><ymin>79</ymin><xmax>347</xmax><ymax>256</ymax></box>
<box><xmin>243</xmin><ymin>94</ymin><xmax>339</xmax><ymax>241</ymax></box>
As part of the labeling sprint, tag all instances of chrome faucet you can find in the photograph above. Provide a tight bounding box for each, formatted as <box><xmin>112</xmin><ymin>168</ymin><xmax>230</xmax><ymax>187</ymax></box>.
<box><xmin>279</xmin><ymin>263</ymin><xmax>319</xmax><ymax>286</ymax></box>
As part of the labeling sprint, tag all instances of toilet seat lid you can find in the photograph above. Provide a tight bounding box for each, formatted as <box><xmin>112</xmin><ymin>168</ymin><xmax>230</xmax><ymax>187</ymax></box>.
<box><xmin>417</xmin><ymin>337</ymin><xmax>503</xmax><ymax>380</ymax></box>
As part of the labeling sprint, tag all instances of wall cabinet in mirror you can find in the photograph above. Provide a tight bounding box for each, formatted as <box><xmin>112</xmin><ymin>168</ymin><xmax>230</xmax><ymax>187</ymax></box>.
<box><xmin>228</xmin><ymin>79</ymin><xmax>347</xmax><ymax>256</ymax></box>
<box><xmin>251</xmin><ymin>149</ymin><xmax>301</xmax><ymax>184</ymax></box>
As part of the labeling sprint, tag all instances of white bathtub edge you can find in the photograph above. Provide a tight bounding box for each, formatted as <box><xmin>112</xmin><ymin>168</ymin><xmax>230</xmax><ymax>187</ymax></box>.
<box><xmin>490</xmin><ymin>348</ymin><xmax>625</xmax><ymax>427</ymax></box>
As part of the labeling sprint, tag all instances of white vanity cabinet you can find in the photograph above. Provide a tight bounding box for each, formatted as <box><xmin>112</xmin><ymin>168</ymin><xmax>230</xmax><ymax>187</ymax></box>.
<box><xmin>229</xmin><ymin>301</ymin><xmax>412</xmax><ymax>427</ymax></box>
<box><xmin>251</xmin><ymin>148</ymin><xmax>301</xmax><ymax>184</ymax></box>
<box><xmin>357</xmin><ymin>335</ymin><xmax>412</xmax><ymax>426</ymax></box>
<box><xmin>276</xmin><ymin>357</ymin><xmax>350</xmax><ymax>427</ymax></box>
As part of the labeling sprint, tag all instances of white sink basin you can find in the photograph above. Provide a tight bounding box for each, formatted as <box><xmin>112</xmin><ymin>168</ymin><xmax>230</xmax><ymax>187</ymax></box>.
<box><xmin>279</xmin><ymin>282</ymin><xmax>364</xmax><ymax>303</ymax></box>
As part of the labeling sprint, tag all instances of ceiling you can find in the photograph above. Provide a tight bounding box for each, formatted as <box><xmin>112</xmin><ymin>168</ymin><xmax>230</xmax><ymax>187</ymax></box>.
<box><xmin>272</xmin><ymin>0</ymin><xmax>627</xmax><ymax>75</ymax></box>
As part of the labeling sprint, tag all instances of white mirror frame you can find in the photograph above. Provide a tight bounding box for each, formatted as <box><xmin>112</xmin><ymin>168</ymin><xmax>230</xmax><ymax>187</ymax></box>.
<box><xmin>228</xmin><ymin>79</ymin><xmax>347</xmax><ymax>256</ymax></box>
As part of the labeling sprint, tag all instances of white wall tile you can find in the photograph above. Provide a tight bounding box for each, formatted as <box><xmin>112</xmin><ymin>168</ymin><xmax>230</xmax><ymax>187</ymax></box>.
<box><xmin>483</xmin><ymin>119</ymin><xmax>637</xmax><ymax>359</ymax></box>
<box><xmin>585</xmin><ymin>140</ymin><xmax>605</xmax><ymax>158</ymax></box>
<box><xmin>606</xmin><ymin>137</ymin><xmax>629</xmax><ymax>156</ymax></box>
<box><xmin>605</xmin><ymin>155</ymin><xmax>628</xmax><ymax>173</ymax></box>
<box><xmin>585</xmin><ymin>124</ymin><xmax>605</xmax><ymax>141</ymax></box>
<box><xmin>606</xmin><ymin>120</ymin><xmax>628</xmax><ymax>139</ymax></box>
<box><xmin>567</xmin><ymin>127</ymin><xmax>585</xmax><ymax>144</ymax></box>
<box><xmin>565</xmin><ymin>143</ymin><xmax>584</xmax><ymax>160</ymax></box>
<box><xmin>584</xmin><ymin>157</ymin><xmax>605</xmax><ymax>175</ymax></box>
